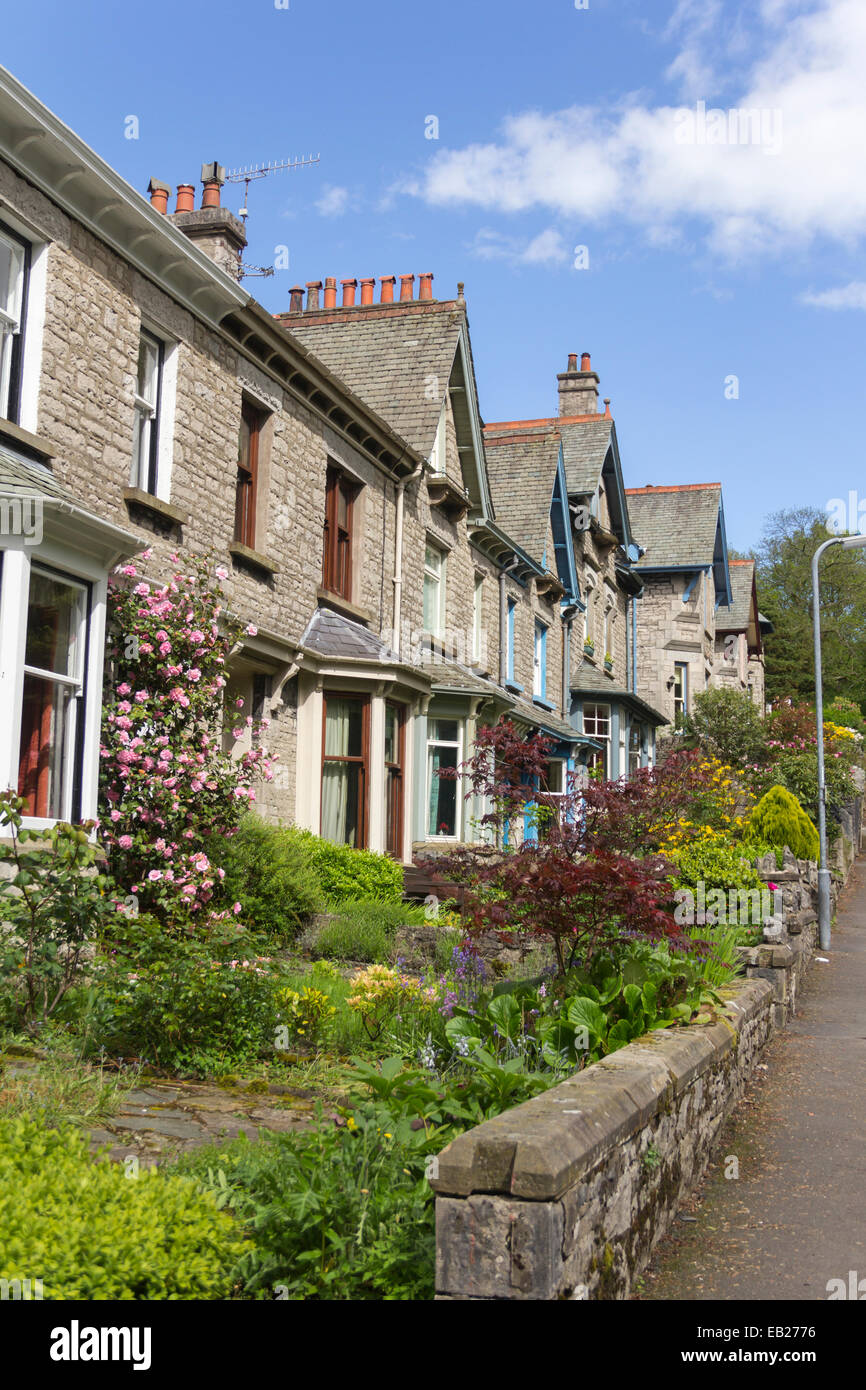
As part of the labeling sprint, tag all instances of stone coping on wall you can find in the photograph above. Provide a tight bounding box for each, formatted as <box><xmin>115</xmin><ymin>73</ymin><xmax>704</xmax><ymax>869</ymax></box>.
<box><xmin>432</xmin><ymin>974</ymin><xmax>774</xmax><ymax>1299</ymax></box>
<box><xmin>431</xmin><ymin>976</ymin><xmax>769</xmax><ymax>1205</ymax></box>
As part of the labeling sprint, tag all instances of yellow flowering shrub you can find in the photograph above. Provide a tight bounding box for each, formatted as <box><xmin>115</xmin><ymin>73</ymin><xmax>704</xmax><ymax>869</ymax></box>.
<box><xmin>278</xmin><ymin>985</ymin><xmax>336</xmax><ymax>1042</ymax></box>
<box><xmin>347</xmin><ymin>964</ymin><xmax>438</xmax><ymax>1039</ymax></box>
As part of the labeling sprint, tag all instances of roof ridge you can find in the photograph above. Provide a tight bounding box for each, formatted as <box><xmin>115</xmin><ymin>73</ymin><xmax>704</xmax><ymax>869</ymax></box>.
<box><xmin>625</xmin><ymin>482</ymin><xmax>721</xmax><ymax>495</ymax></box>
<box><xmin>485</xmin><ymin>413</ymin><xmax>608</xmax><ymax>431</ymax></box>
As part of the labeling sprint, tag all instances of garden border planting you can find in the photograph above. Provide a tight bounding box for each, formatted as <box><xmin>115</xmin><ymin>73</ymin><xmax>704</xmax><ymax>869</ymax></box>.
<box><xmin>432</xmin><ymin>972</ymin><xmax>775</xmax><ymax>1300</ymax></box>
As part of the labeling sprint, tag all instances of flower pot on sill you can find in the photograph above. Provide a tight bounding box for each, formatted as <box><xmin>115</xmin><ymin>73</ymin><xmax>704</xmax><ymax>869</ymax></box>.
<box><xmin>604</xmin><ymin>658</ymin><xmax>613</xmax><ymax>671</ymax></box>
<box><xmin>584</xmin><ymin>644</ymin><xmax>595</xmax><ymax>658</ymax></box>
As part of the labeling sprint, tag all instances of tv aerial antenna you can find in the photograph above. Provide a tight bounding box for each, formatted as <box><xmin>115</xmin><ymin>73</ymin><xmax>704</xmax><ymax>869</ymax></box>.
<box><xmin>225</xmin><ymin>154</ymin><xmax>321</xmax><ymax>221</ymax></box>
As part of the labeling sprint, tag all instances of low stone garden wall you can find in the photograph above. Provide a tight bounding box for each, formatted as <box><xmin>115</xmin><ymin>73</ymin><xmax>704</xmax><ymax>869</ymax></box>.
<box><xmin>431</xmin><ymin>800</ymin><xmax>864</xmax><ymax>1301</ymax></box>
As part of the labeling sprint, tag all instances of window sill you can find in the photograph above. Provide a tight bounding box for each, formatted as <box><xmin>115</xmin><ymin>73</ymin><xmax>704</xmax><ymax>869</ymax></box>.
<box><xmin>504</xmin><ymin>679</ymin><xmax>524</xmax><ymax>695</ymax></box>
<box><xmin>123</xmin><ymin>488</ymin><xmax>189</xmax><ymax>528</ymax></box>
<box><xmin>0</xmin><ymin>418</ymin><xmax>55</xmax><ymax>462</ymax></box>
<box><xmin>230</xmin><ymin>541</ymin><xmax>280</xmax><ymax>577</ymax></box>
<box><xmin>316</xmin><ymin>587</ymin><xmax>372</xmax><ymax>624</ymax></box>
<box><xmin>532</xmin><ymin>696</ymin><xmax>555</xmax><ymax>712</ymax></box>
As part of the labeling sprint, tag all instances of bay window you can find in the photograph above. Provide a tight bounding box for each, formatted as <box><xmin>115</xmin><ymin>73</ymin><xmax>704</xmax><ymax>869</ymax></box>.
<box><xmin>384</xmin><ymin>701</ymin><xmax>405</xmax><ymax>858</ymax></box>
<box><xmin>427</xmin><ymin>717</ymin><xmax>461</xmax><ymax>838</ymax></box>
<box><xmin>17</xmin><ymin>565</ymin><xmax>88</xmax><ymax>821</ymax></box>
<box><xmin>321</xmin><ymin>693</ymin><xmax>368</xmax><ymax>847</ymax></box>
<box><xmin>582</xmin><ymin>702</ymin><xmax>610</xmax><ymax>779</ymax></box>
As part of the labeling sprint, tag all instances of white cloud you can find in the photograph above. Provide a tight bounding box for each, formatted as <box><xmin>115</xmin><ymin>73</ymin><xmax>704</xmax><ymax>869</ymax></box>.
<box><xmin>468</xmin><ymin>226</ymin><xmax>569</xmax><ymax>267</ymax></box>
<box><xmin>801</xmin><ymin>281</ymin><xmax>866</xmax><ymax>309</ymax></box>
<box><xmin>401</xmin><ymin>0</ymin><xmax>866</xmax><ymax>261</ymax></box>
<box><xmin>315</xmin><ymin>185</ymin><xmax>351</xmax><ymax>216</ymax></box>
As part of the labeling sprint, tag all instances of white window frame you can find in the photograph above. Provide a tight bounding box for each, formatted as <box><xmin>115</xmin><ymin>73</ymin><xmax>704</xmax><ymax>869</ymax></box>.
<box><xmin>0</xmin><ymin>541</ymin><xmax>109</xmax><ymax>834</ymax></box>
<box><xmin>582</xmin><ymin>701</ymin><xmax>610</xmax><ymax>778</ymax></box>
<box><xmin>428</xmin><ymin>399</ymin><xmax>447</xmax><ymax>476</ymax></box>
<box><xmin>0</xmin><ymin>222</ymin><xmax>27</xmax><ymax>422</ymax></box>
<box><xmin>423</xmin><ymin>540</ymin><xmax>447</xmax><ymax>636</ymax></box>
<box><xmin>533</xmin><ymin>619</ymin><xmax>547</xmax><ymax>698</ymax></box>
<box><xmin>426</xmin><ymin>717</ymin><xmax>462</xmax><ymax>840</ymax></box>
<box><xmin>472</xmin><ymin>571</ymin><xmax>484</xmax><ymax>662</ymax></box>
<box><xmin>674</xmin><ymin>662</ymin><xmax>689</xmax><ymax>718</ymax></box>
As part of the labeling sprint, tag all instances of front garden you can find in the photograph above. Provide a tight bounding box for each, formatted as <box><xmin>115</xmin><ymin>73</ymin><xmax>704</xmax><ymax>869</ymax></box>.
<box><xmin>1</xmin><ymin>557</ymin><xmax>862</xmax><ymax>1300</ymax></box>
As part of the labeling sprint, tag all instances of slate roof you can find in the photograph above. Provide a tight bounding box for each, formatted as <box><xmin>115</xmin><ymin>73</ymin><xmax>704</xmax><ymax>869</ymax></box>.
<box><xmin>299</xmin><ymin>607</ymin><xmax>401</xmax><ymax>663</ymax></box>
<box><xmin>0</xmin><ymin>442</ymin><xmax>74</xmax><ymax>500</ymax></box>
<box><xmin>625</xmin><ymin>484</ymin><xmax>723</xmax><ymax>569</ymax></box>
<box><xmin>483</xmin><ymin>428</ymin><xmax>560</xmax><ymax>566</ymax></box>
<box><xmin>284</xmin><ymin>304</ymin><xmax>463</xmax><ymax>458</ymax></box>
<box><xmin>426</xmin><ymin>654</ymin><xmax>587</xmax><ymax>743</ymax></box>
<box><xmin>571</xmin><ymin>660</ymin><xmax>667</xmax><ymax>726</ymax></box>
<box><xmin>716</xmin><ymin>560</ymin><xmax>756</xmax><ymax>633</ymax></box>
<box><xmin>558</xmin><ymin>417</ymin><xmax>614</xmax><ymax>495</ymax></box>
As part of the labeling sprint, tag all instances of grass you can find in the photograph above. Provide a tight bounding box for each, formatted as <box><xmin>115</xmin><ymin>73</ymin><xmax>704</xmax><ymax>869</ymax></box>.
<box><xmin>0</xmin><ymin>1032</ymin><xmax>139</xmax><ymax>1127</ymax></box>
<box><xmin>311</xmin><ymin>898</ymin><xmax>427</xmax><ymax>964</ymax></box>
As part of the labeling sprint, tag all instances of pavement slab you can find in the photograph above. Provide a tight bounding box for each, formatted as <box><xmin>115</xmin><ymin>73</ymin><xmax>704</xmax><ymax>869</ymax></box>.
<box><xmin>640</xmin><ymin>858</ymin><xmax>866</xmax><ymax>1301</ymax></box>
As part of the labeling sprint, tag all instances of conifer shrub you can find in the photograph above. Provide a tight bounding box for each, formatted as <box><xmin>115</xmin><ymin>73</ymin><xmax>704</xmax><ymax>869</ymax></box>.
<box><xmin>746</xmin><ymin>785</ymin><xmax>819</xmax><ymax>861</ymax></box>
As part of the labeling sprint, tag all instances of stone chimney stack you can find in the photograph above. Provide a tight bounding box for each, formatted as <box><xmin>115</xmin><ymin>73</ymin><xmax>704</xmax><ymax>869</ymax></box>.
<box><xmin>557</xmin><ymin>350</ymin><xmax>600</xmax><ymax>417</ymax></box>
<box><xmin>168</xmin><ymin>161</ymin><xmax>247</xmax><ymax>281</ymax></box>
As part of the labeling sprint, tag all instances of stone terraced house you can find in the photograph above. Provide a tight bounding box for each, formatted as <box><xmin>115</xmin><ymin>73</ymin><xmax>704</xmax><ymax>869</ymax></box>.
<box><xmin>623</xmin><ymin>482</ymin><xmax>763</xmax><ymax>729</ymax></box>
<box><xmin>0</xmin><ymin>64</ymin><xmax>764</xmax><ymax>858</ymax></box>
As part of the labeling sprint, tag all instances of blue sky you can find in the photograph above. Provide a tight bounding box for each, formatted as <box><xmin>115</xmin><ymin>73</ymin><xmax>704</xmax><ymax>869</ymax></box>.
<box><xmin>4</xmin><ymin>0</ymin><xmax>865</xmax><ymax>551</ymax></box>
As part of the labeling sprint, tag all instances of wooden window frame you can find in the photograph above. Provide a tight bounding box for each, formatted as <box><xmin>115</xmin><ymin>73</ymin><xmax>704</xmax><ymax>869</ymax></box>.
<box><xmin>384</xmin><ymin>700</ymin><xmax>405</xmax><ymax>860</ymax></box>
<box><xmin>322</xmin><ymin>465</ymin><xmax>358</xmax><ymax>600</ymax></box>
<box><xmin>235</xmin><ymin>399</ymin><xmax>264</xmax><ymax>549</ymax></box>
<box><xmin>321</xmin><ymin>691</ymin><xmax>370</xmax><ymax>848</ymax></box>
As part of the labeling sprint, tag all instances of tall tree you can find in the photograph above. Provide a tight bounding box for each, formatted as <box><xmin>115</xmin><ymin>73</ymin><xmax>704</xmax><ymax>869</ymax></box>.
<box><xmin>756</xmin><ymin>507</ymin><xmax>866</xmax><ymax>709</ymax></box>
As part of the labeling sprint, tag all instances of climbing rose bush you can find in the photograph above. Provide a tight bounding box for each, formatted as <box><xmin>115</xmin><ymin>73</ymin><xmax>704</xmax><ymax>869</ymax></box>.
<box><xmin>99</xmin><ymin>550</ymin><xmax>275</xmax><ymax>920</ymax></box>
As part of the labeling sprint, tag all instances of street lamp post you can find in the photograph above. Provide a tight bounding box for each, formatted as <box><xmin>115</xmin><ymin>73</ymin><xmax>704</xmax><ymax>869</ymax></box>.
<box><xmin>811</xmin><ymin>533</ymin><xmax>866</xmax><ymax>949</ymax></box>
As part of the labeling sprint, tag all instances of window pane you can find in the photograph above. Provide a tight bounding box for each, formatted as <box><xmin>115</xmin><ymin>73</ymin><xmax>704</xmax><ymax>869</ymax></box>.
<box><xmin>423</xmin><ymin>572</ymin><xmax>439</xmax><ymax>631</ymax></box>
<box><xmin>428</xmin><ymin>744</ymin><xmax>458</xmax><ymax>836</ymax></box>
<box><xmin>137</xmin><ymin>334</ymin><xmax>158</xmax><ymax>404</ymax></box>
<box><xmin>321</xmin><ymin>761</ymin><xmax>362</xmax><ymax>846</ymax></box>
<box><xmin>24</xmin><ymin>570</ymin><xmax>83</xmax><ymax>677</ymax></box>
<box><xmin>324</xmin><ymin>698</ymin><xmax>364</xmax><ymax>757</ymax></box>
<box><xmin>424</xmin><ymin>545</ymin><xmax>441</xmax><ymax>577</ymax></box>
<box><xmin>430</xmin><ymin>718</ymin><xmax>459</xmax><ymax>743</ymax></box>
<box><xmin>18</xmin><ymin>673</ymin><xmax>74</xmax><ymax>819</ymax></box>
<box><xmin>238</xmin><ymin>411</ymin><xmax>252</xmax><ymax>471</ymax></box>
<box><xmin>385</xmin><ymin>705</ymin><xmax>398</xmax><ymax>764</ymax></box>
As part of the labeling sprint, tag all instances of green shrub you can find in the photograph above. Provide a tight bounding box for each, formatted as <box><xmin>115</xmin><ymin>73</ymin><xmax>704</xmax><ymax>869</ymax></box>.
<box><xmin>87</xmin><ymin>915</ymin><xmax>284</xmax><ymax>1072</ymax></box>
<box><xmin>683</xmin><ymin>687</ymin><xmax>767</xmax><ymax>766</ymax></box>
<box><xmin>825</xmin><ymin>697</ymin><xmax>866</xmax><ymax>738</ymax></box>
<box><xmin>173</xmin><ymin>1102</ymin><xmax>438</xmax><ymax>1300</ymax></box>
<box><xmin>312</xmin><ymin>899</ymin><xmax>415</xmax><ymax>963</ymax></box>
<box><xmin>0</xmin><ymin>1114</ymin><xmax>250</xmax><ymax>1299</ymax></box>
<box><xmin>747</xmin><ymin>785</ymin><xmax>820</xmax><ymax>861</ymax></box>
<box><xmin>214</xmin><ymin>816</ymin><xmax>324</xmax><ymax>939</ymax></box>
<box><xmin>771</xmin><ymin>751</ymin><xmax>854</xmax><ymax>833</ymax></box>
<box><xmin>299</xmin><ymin>834</ymin><xmax>404</xmax><ymax>905</ymax></box>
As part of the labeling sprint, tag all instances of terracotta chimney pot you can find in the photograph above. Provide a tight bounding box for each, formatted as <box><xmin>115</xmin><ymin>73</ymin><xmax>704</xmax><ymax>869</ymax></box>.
<box><xmin>603</xmin><ymin>398</ymin><xmax>612</xmax><ymax>419</ymax></box>
<box><xmin>341</xmin><ymin>278</ymin><xmax>358</xmax><ymax>306</ymax></box>
<box><xmin>306</xmin><ymin>280</ymin><xmax>322</xmax><ymax>311</ymax></box>
<box><xmin>147</xmin><ymin>179</ymin><xmax>171</xmax><ymax>215</ymax></box>
<box><xmin>175</xmin><ymin>184</ymin><xmax>196</xmax><ymax>214</ymax></box>
<box><xmin>323</xmin><ymin>277</ymin><xmax>337</xmax><ymax>309</ymax></box>
<box><xmin>289</xmin><ymin>285</ymin><xmax>305</xmax><ymax>312</ymax></box>
<box><xmin>567</xmin><ymin>352</ymin><xmax>578</xmax><ymax>372</ymax></box>
<box><xmin>201</xmin><ymin>180</ymin><xmax>221</xmax><ymax>209</ymax></box>
<box><xmin>399</xmin><ymin>274</ymin><xmax>415</xmax><ymax>301</ymax></box>
<box><xmin>580</xmin><ymin>352</ymin><xmax>592</xmax><ymax>371</ymax></box>
<box><xmin>360</xmin><ymin>277</ymin><xmax>375</xmax><ymax>305</ymax></box>
<box><xmin>380</xmin><ymin>275</ymin><xmax>396</xmax><ymax>303</ymax></box>
<box><xmin>418</xmin><ymin>272</ymin><xmax>434</xmax><ymax>301</ymax></box>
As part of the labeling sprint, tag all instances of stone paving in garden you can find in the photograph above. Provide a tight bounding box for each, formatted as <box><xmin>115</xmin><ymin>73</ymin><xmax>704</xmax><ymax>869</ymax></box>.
<box><xmin>3</xmin><ymin>1058</ymin><xmax>325</xmax><ymax>1167</ymax></box>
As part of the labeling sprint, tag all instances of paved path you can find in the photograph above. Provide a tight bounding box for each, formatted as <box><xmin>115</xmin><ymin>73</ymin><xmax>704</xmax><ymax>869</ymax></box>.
<box><xmin>2</xmin><ymin>1058</ymin><xmax>322</xmax><ymax>1167</ymax></box>
<box><xmin>640</xmin><ymin>858</ymin><xmax>866</xmax><ymax>1301</ymax></box>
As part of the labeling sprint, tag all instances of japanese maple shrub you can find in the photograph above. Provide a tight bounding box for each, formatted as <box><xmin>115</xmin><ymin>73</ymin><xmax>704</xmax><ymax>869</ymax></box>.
<box><xmin>99</xmin><ymin>551</ymin><xmax>274</xmax><ymax>921</ymax></box>
<box><xmin>424</xmin><ymin>719</ymin><xmax>686</xmax><ymax>976</ymax></box>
